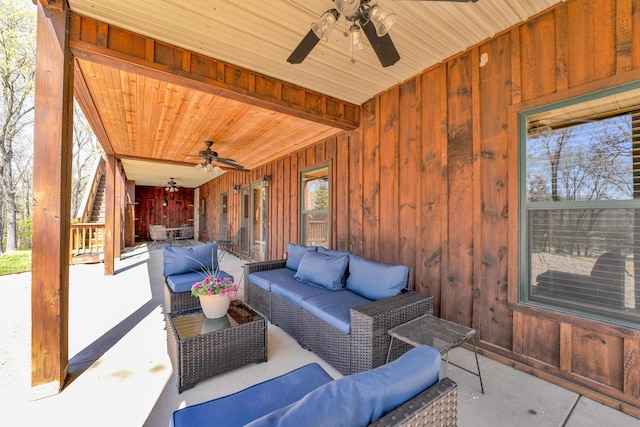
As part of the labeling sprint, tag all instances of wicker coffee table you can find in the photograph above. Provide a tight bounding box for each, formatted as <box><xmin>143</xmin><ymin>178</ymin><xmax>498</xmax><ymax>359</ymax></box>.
<box><xmin>386</xmin><ymin>313</ymin><xmax>484</xmax><ymax>393</ymax></box>
<box><xmin>166</xmin><ymin>300</ymin><xmax>267</xmax><ymax>392</ymax></box>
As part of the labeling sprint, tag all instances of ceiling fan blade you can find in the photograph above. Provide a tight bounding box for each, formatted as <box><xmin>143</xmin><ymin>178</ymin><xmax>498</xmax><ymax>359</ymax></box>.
<box><xmin>360</xmin><ymin>19</ymin><xmax>400</xmax><ymax>67</ymax></box>
<box><xmin>287</xmin><ymin>29</ymin><xmax>321</xmax><ymax>64</ymax></box>
<box><xmin>216</xmin><ymin>156</ymin><xmax>237</xmax><ymax>162</ymax></box>
<box><xmin>215</xmin><ymin>158</ymin><xmax>245</xmax><ymax>169</ymax></box>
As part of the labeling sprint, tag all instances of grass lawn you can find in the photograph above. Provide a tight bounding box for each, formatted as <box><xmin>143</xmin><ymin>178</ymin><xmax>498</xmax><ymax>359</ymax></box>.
<box><xmin>0</xmin><ymin>250</ymin><xmax>32</xmax><ymax>275</ymax></box>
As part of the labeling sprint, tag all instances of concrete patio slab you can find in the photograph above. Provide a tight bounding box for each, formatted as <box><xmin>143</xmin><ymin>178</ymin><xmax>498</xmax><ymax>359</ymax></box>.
<box><xmin>1</xmin><ymin>243</ymin><xmax>637</xmax><ymax>426</ymax></box>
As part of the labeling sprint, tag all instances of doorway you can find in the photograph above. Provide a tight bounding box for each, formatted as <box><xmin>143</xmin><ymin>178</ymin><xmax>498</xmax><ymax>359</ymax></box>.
<box><xmin>220</xmin><ymin>192</ymin><xmax>228</xmax><ymax>238</ymax></box>
<box><xmin>250</xmin><ymin>182</ymin><xmax>267</xmax><ymax>261</ymax></box>
<box><xmin>241</xmin><ymin>186</ymin><xmax>249</xmax><ymax>255</ymax></box>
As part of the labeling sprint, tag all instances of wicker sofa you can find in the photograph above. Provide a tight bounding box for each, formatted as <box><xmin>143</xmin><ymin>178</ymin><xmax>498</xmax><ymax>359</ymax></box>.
<box><xmin>163</xmin><ymin>242</ymin><xmax>234</xmax><ymax>313</ymax></box>
<box><xmin>169</xmin><ymin>345</ymin><xmax>457</xmax><ymax>427</ymax></box>
<box><xmin>245</xmin><ymin>243</ymin><xmax>433</xmax><ymax>375</ymax></box>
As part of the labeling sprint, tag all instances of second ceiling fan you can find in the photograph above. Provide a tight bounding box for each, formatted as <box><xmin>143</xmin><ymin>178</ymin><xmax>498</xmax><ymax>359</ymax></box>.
<box><xmin>195</xmin><ymin>140</ymin><xmax>244</xmax><ymax>171</ymax></box>
<box><xmin>288</xmin><ymin>0</ymin><xmax>478</xmax><ymax>67</ymax></box>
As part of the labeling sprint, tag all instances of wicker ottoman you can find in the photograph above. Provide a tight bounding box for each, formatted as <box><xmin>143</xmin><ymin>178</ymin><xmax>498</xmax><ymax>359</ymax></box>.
<box><xmin>165</xmin><ymin>300</ymin><xmax>268</xmax><ymax>392</ymax></box>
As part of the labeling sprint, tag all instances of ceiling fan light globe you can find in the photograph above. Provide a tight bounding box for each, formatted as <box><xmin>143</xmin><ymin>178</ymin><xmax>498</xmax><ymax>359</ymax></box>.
<box><xmin>348</xmin><ymin>24</ymin><xmax>364</xmax><ymax>54</ymax></box>
<box><xmin>194</xmin><ymin>161</ymin><xmax>223</xmax><ymax>175</ymax></box>
<box><xmin>311</xmin><ymin>11</ymin><xmax>338</xmax><ymax>41</ymax></box>
<box><xmin>369</xmin><ymin>6</ymin><xmax>396</xmax><ymax>37</ymax></box>
<box><xmin>335</xmin><ymin>0</ymin><xmax>360</xmax><ymax>17</ymax></box>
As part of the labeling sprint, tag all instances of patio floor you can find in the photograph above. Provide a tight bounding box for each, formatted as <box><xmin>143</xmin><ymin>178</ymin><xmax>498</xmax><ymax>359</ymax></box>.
<box><xmin>1</xmin><ymin>243</ymin><xmax>638</xmax><ymax>426</ymax></box>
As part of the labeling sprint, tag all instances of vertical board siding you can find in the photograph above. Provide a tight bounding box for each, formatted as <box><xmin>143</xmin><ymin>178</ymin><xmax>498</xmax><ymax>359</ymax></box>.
<box><xmin>520</xmin><ymin>13</ymin><xmax>558</xmax><ymax>101</ymax></box>
<box><xmin>445</xmin><ymin>53</ymin><xmax>475</xmax><ymax>325</ymax></box>
<box><xmin>362</xmin><ymin>100</ymin><xmax>380</xmax><ymax>261</ymax></box>
<box><xmin>282</xmin><ymin>156</ymin><xmax>292</xmax><ymax>249</ymax></box>
<box><xmin>572</xmin><ymin>327</ymin><xmax>624</xmax><ymax>389</ymax></box>
<box><xmin>325</xmin><ymin>138</ymin><xmax>337</xmax><ymax>249</ymax></box>
<box><xmin>194</xmin><ymin>0</ymin><xmax>640</xmax><ymax>411</ymax></box>
<box><xmin>335</xmin><ymin>134</ymin><xmax>350</xmax><ymax>251</ymax></box>
<box><xmin>419</xmin><ymin>66</ymin><xmax>447</xmax><ymax>315</ymax></box>
<box><xmin>566</xmin><ymin>0</ymin><xmax>617</xmax><ymax>87</ymax></box>
<box><xmin>633</xmin><ymin>0</ymin><xmax>640</xmax><ymax>69</ymax></box>
<box><xmin>398</xmin><ymin>79</ymin><xmax>420</xmax><ymax>273</ymax></box>
<box><xmin>476</xmin><ymin>34</ymin><xmax>512</xmax><ymax>349</ymax></box>
<box><xmin>348</xmin><ymin>130</ymin><xmax>364</xmax><ymax>255</ymax></box>
<box><xmin>378</xmin><ymin>87</ymin><xmax>400</xmax><ymax>265</ymax></box>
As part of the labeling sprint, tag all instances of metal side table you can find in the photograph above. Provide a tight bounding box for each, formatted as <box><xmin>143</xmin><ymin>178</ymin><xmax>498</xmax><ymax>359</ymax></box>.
<box><xmin>386</xmin><ymin>313</ymin><xmax>484</xmax><ymax>393</ymax></box>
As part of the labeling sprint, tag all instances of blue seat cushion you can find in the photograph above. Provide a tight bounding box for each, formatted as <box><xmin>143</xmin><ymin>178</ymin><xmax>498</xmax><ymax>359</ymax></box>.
<box><xmin>248</xmin><ymin>268</ymin><xmax>297</xmax><ymax>291</ymax></box>
<box><xmin>301</xmin><ymin>290</ymin><xmax>372</xmax><ymax>334</ymax></box>
<box><xmin>285</xmin><ymin>243</ymin><xmax>317</xmax><ymax>271</ymax></box>
<box><xmin>246</xmin><ymin>345</ymin><xmax>441</xmax><ymax>427</ymax></box>
<box><xmin>346</xmin><ymin>254</ymin><xmax>409</xmax><ymax>301</ymax></box>
<box><xmin>170</xmin><ymin>363</ymin><xmax>334</xmax><ymax>427</ymax></box>
<box><xmin>293</xmin><ymin>251</ymin><xmax>349</xmax><ymax>290</ymax></box>
<box><xmin>270</xmin><ymin>279</ymin><xmax>333</xmax><ymax>307</ymax></box>
<box><xmin>167</xmin><ymin>269</ymin><xmax>234</xmax><ymax>293</ymax></box>
<box><xmin>162</xmin><ymin>243</ymin><xmax>219</xmax><ymax>276</ymax></box>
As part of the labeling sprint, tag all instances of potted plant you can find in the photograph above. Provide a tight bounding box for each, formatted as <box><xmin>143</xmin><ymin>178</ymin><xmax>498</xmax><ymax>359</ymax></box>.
<box><xmin>192</xmin><ymin>274</ymin><xmax>238</xmax><ymax>318</ymax></box>
<box><xmin>189</xmin><ymin>249</ymin><xmax>238</xmax><ymax>318</ymax></box>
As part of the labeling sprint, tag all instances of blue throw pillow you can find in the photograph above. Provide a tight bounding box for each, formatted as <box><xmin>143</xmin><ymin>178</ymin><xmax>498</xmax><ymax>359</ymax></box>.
<box><xmin>163</xmin><ymin>243</ymin><xmax>219</xmax><ymax>276</ymax></box>
<box><xmin>317</xmin><ymin>247</ymin><xmax>351</xmax><ymax>284</ymax></box>
<box><xmin>293</xmin><ymin>252</ymin><xmax>349</xmax><ymax>290</ymax></box>
<box><xmin>285</xmin><ymin>243</ymin><xmax>317</xmax><ymax>271</ymax></box>
<box><xmin>317</xmin><ymin>247</ymin><xmax>351</xmax><ymax>258</ymax></box>
<box><xmin>246</xmin><ymin>345</ymin><xmax>441</xmax><ymax>427</ymax></box>
<box><xmin>346</xmin><ymin>255</ymin><xmax>409</xmax><ymax>300</ymax></box>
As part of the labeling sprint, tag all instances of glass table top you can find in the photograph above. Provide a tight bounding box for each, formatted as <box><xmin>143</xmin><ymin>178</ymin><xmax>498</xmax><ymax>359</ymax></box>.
<box><xmin>387</xmin><ymin>314</ymin><xmax>476</xmax><ymax>354</ymax></box>
<box><xmin>170</xmin><ymin>300</ymin><xmax>262</xmax><ymax>340</ymax></box>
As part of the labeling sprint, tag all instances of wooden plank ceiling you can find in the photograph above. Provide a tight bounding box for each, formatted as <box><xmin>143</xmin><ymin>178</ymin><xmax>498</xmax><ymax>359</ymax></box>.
<box><xmin>65</xmin><ymin>0</ymin><xmax>565</xmax><ymax>187</ymax></box>
<box><xmin>75</xmin><ymin>59</ymin><xmax>345</xmax><ymax>173</ymax></box>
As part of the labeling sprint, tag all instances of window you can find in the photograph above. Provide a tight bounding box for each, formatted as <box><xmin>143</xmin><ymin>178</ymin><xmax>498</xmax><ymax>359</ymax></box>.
<box><xmin>301</xmin><ymin>166</ymin><xmax>329</xmax><ymax>247</ymax></box>
<box><xmin>520</xmin><ymin>82</ymin><xmax>640</xmax><ymax>327</ymax></box>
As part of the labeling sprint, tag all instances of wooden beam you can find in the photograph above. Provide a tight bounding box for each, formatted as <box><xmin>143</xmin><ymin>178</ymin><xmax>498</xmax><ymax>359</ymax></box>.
<box><xmin>104</xmin><ymin>155</ymin><xmax>116</xmax><ymax>275</ymax></box>
<box><xmin>31</xmin><ymin>0</ymin><xmax>73</xmax><ymax>397</ymax></box>
<box><xmin>68</xmin><ymin>13</ymin><xmax>359</xmax><ymax>131</ymax></box>
<box><xmin>33</xmin><ymin>0</ymin><xmax>66</xmax><ymax>11</ymax></box>
<box><xmin>115</xmin><ymin>160</ymin><xmax>123</xmax><ymax>258</ymax></box>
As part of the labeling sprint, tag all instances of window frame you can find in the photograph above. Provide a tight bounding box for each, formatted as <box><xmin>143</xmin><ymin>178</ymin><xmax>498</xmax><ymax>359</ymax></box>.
<box><xmin>200</xmin><ymin>197</ymin><xmax>207</xmax><ymax>233</ymax></box>
<box><xmin>517</xmin><ymin>80</ymin><xmax>640</xmax><ymax>329</ymax></box>
<box><xmin>300</xmin><ymin>164</ymin><xmax>330</xmax><ymax>247</ymax></box>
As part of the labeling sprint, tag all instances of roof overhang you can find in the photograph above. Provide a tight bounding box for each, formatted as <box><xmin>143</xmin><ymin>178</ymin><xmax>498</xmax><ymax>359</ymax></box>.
<box><xmin>63</xmin><ymin>0</ymin><xmax>565</xmax><ymax>187</ymax></box>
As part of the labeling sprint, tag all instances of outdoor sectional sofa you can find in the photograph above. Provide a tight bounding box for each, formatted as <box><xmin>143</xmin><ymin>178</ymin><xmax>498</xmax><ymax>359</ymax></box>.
<box><xmin>169</xmin><ymin>345</ymin><xmax>458</xmax><ymax>427</ymax></box>
<box><xmin>245</xmin><ymin>243</ymin><xmax>433</xmax><ymax>375</ymax></box>
<box><xmin>163</xmin><ymin>242</ymin><xmax>234</xmax><ymax>312</ymax></box>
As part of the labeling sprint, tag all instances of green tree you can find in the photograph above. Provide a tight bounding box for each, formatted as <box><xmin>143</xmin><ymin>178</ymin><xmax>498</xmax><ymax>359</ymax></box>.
<box><xmin>0</xmin><ymin>0</ymin><xmax>35</xmax><ymax>253</ymax></box>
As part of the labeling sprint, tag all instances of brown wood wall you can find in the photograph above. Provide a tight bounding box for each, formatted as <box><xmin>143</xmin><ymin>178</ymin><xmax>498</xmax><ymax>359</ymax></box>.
<box><xmin>198</xmin><ymin>0</ymin><xmax>640</xmax><ymax>414</ymax></box>
<box><xmin>134</xmin><ymin>186</ymin><xmax>194</xmax><ymax>240</ymax></box>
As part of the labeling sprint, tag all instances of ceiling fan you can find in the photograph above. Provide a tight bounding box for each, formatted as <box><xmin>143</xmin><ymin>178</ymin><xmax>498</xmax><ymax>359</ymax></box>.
<box><xmin>287</xmin><ymin>0</ymin><xmax>479</xmax><ymax>67</ymax></box>
<box><xmin>165</xmin><ymin>177</ymin><xmax>180</xmax><ymax>192</ymax></box>
<box><xmin>194</xmin><ymin>140</ymin><xmax>245</xmax><ymax>173</ymax></box>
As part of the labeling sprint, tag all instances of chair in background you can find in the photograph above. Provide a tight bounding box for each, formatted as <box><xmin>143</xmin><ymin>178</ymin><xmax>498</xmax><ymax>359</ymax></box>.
<box><xmin>216</xmin><ymin>228</ymin><xmax>243</xmax><ymax>261</ymax></box>
<box><xmin>174</xmin><ymin>224</ymin><xmax>194</xmax><ymax>246</ymax></box>
<box><xmin>149</xmin><ymin>224</ymin><xmax>168</xmax><ymax>249</ymax></box>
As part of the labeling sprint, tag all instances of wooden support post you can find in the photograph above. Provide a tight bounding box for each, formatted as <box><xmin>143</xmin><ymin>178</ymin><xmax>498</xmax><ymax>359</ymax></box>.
<box><xmin>114</xmin><ymin>161</ymin><xmax>123</xmax><ymax>258</ymax></box>
<box><xmin>104</xmin><ymin>155</ymin><xmax>116</xmax><ymax>275</ymax></box>
<box><xmin>31</xmin><ymin>0</ymin><xmax>73</xmax><ymax>398</ymax></box>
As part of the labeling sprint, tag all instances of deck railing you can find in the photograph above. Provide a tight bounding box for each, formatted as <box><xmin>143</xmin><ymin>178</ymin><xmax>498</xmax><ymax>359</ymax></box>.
<box><xmin>70</xmin><ymin>223</ymin><xmax>105</xmax><ymax>257</ymax></box>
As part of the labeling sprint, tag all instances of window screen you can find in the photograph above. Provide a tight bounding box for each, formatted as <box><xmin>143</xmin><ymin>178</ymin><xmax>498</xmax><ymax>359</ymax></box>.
<box><xmin>521</xmin><ymin>83</ymin><xmax>640</xmax><ymax>326</ymax></box>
